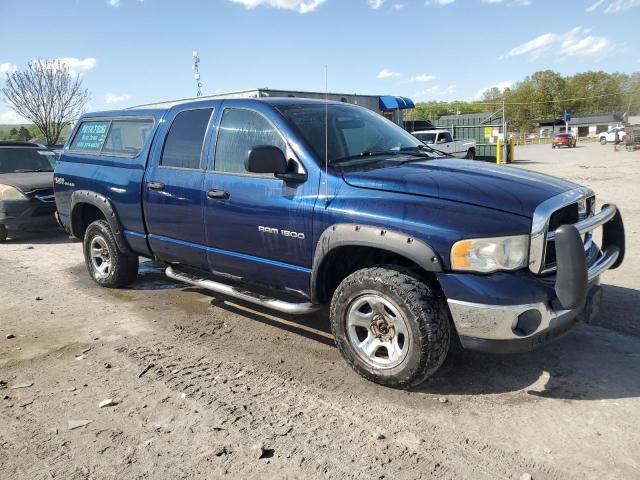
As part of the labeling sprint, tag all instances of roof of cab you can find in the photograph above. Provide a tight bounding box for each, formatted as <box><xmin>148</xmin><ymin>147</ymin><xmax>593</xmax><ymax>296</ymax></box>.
<box><xmin>79</xmin><ymin>108</ymin><xmax>167</xmax><ymax>119</ymax></box>
<box><xmin>79</xmin><ymin>97</ymin><xmax>356</xmax><ymax>121</ymax></box>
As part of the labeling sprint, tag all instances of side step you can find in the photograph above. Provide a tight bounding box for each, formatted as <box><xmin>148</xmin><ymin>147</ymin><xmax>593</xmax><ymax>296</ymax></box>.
<box><xmin>165</xmin><ymin>266</ymin><xmax>320</xmax><ymax>315</ymax></box>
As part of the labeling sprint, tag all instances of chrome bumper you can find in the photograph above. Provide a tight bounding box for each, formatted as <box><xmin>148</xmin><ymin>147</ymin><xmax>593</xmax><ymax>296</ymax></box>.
<box><xmin>448</xmin><ymin>279</ymin><xmax>601</xmax><ymax>343</ymax></box>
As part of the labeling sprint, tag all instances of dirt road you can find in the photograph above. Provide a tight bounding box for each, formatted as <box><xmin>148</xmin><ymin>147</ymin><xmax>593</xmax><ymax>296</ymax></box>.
<box><xmin>1</xmin><ymin>142</ymin><xmax>639</xmax><ymax>479</ymax></box>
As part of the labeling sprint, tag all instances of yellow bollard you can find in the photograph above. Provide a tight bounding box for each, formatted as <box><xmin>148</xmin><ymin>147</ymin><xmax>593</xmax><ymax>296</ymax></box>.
<box><xmin>496</xmin><ymin>140</ymin><xmax>501</xmax><ymax>164</ymax></box>
<box><xmin>509</xmin><ymin>139</ymin><xmax>515</xmax><ymax>163</ymax></box>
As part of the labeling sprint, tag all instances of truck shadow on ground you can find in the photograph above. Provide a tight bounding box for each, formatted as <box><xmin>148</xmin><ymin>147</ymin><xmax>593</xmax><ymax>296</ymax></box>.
<box><xmin>415</xmin><ymin>323</ymin><xmax>640</xmax><ymax>401</ymax></box>
<box><xmin>2</xmin><ymin>226</ymin><xmax>69</xmax><ymax>245</ymax></box>
<box><xmin>173</xmin><ymin>282</ymin><xmax>640</xmax><ymax>402</ymax></box>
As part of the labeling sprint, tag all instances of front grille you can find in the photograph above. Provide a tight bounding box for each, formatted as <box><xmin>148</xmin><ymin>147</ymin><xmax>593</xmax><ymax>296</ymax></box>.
<box><xmin>540</xmin><ymin>197</ymin><xmax>595</xmax><ymax>273</ymax></box>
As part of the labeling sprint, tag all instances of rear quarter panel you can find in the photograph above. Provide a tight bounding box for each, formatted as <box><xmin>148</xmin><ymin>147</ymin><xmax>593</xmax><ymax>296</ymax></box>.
<box><xmin>54</xmin><ymin>110</ymin><xmax>166</xmax><ymax>256</ymax></box>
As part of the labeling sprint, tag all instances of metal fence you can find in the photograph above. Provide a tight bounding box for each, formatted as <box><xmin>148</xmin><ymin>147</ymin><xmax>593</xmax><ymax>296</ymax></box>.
<box><xmin>431</xmin><ymin>115</ymin><xmax>504</xmax><ymax>161</ymax></box>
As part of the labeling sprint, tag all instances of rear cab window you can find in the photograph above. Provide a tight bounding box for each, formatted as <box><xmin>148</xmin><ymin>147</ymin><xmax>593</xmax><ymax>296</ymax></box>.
<box><xmin>69</xmin><ymin>117</ymin><xmax>154</xmax><ymax>157</ymax></box>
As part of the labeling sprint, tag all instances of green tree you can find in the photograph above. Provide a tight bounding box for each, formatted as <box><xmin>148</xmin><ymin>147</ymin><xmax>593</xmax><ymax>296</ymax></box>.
<box><xmin>17</xmin><ymin>126</ymin><xmax>32</xmax><ymax>141</ymax></box>
<box><xmin>8</xmin><ymin>127</ymin><xmax>18</xmax><ymax>140</ymax></box>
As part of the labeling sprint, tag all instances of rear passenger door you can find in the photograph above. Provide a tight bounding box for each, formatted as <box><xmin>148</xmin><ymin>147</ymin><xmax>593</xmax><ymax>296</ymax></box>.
<box><xmin>143</xmin><ymin>107</ymin><xmax>214</xmax><ymax>269</ymax></box>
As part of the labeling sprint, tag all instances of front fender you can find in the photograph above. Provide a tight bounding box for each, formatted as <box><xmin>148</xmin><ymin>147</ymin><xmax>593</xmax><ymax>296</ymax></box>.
<box><xmin>310</xmin><ymin>223</ymin><xmax>442</xmax><ymax>302</ymax></box>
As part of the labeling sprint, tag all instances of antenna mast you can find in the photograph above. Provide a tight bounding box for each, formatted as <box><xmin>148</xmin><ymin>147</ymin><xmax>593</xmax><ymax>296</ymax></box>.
<box><xmin>192</xmin><ymin>51</ymin><xmax>203</xmax><ymax>97</ymax></box>
<box><xmin>324</xmin><ymin>65</ymin><xmax>329</xmax><ymax>209</ymax></box>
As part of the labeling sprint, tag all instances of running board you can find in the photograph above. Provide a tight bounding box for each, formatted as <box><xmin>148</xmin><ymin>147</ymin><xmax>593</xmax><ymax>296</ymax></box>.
<box><xmin>165</xmin><ymin>266</ymin><xmax>320</xmax><ymax>315</ymax></box>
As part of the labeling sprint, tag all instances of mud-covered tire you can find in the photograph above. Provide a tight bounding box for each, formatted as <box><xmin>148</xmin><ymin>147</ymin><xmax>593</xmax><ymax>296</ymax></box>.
<box><xmin>330</xmin><ymin>267</ymin><xmax>450</xmax><ymax>388</ymax></box>
<box><xmin>83</xmin><ymin>220</ymin><xmax>138</xmax><ymax>288</ymax></box>
<box><xmin>0</xmin><ymin>224</ymin><xmax>7</xmax><ymax>242</ymax></box>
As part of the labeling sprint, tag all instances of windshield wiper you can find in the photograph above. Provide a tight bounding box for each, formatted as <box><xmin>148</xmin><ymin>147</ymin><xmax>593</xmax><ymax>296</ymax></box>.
<box><xmin>331</xmin><ymin>149</ymin><xmax>432</xmax><ymax>165</ymax></box>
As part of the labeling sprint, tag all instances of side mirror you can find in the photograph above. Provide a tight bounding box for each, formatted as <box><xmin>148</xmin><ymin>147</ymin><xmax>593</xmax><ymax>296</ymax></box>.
<box><xmin>246</xmin><ymin>145</ymin><xmax>288</xmax><ymax>175</ymax></box>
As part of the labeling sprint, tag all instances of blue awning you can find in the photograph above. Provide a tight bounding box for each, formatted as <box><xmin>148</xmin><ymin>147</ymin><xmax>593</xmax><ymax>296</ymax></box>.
<box><xmin>379</xmin><ymin>96</ymin><xmax>415</xmax><ymax>111</ymax></box>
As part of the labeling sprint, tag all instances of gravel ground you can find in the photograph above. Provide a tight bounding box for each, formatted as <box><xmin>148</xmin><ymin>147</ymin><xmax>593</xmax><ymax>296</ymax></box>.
<box><xmin>1</xmin><ymin>141</ymin><xmax>639</xmax><ymax>479</ymax></box>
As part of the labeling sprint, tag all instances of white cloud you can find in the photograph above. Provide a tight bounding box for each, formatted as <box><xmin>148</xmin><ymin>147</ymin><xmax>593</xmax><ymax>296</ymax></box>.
<box><xmin>604</xmin><ymin>0</ymin><xmax>640</xmax><ymax>13</ymax></box>
<box><xmin>229</xmin><ymin>0</ymin><xmax>327</xmax><ymax>13</ymax></box>
<box><xmin>105</xmin><ymin>93</ymin><xmax>132</xmax><ymax>104</ymax></box>
<box><xmin>107</xmin><ymin>0</ymin><xmax>121</xmax><ymax>6</ymax></box>
<box><xmin>410</xmin><ymin>74</ymin><xmax>437</xmax><ymax>82</ymax></box>
<box><xmin>414</xmin><ymin>84</ymin><xmax>457</xmax><ymax>100</ymax></box>
<box><xmin>0</xmin><ymin>63</ymin><xmax>18</xmax><ymax>75</ymax></box>
<box><xmin>393</xmin><ymin>3</ymin><xmax>406</xmax><ymax>8</ymax></box>
<box><xmin>425</xmin><ymin>0</ymin><xmax>455</xmax><ymax>5</ymax></box>
<box><xmin>377</xmin><ymin>68</ymin><xmax>401</xmax><ymax>79</ymax></box>
<box><xmin>476</xmin><ymin>80</ymin><xmax>514</xmax><ymax>98</ymax></box>
<box><xmin>368</xmin><ymin>0</ymin><xmax>384</xmax><ymax>8</ymax></box>
<box><xmin>506</xmin><ymin>26</ymin><xmax>608</xmax><ymax>58</ymax></box>
<box><xmin>54</xmin><ymin>57</ymin><xmax>97</xmax><ymax>76</ymax></box>
<box><xmin>586</xmin><ymin>0</ymin><xmax>604</xmax><ymax>11</ymax></box>
<box><xmin>0</xmin><ymin>110</ymin><xmax>28</xmax><ymax>124</ymax></box>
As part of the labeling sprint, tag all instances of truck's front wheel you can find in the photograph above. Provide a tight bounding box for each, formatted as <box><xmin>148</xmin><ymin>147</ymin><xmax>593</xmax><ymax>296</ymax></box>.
<box><xmin>83</xmin><ymin>220</ymin><xmax>139</xmax><ymax>288</ymax></box>
<box><xmin>600</xmin><ymin>137</ymin><xmax>607</xmax><ymax>145</ymax></box>
<box><xmin>330</xmin><ymin>267</ymin><xmax>450</xmax><ymax>388</ymax></box>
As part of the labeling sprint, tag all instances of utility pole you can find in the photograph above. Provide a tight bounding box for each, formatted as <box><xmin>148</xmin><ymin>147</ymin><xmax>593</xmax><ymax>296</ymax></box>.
<box><xmin>192</xmin><ymin>51</ymin><xmax>203</xmax><ymax>97</ymax></box>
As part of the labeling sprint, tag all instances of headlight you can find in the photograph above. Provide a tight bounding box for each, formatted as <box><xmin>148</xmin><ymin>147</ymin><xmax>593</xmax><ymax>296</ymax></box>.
<box><xmin>451</xmin><ymin>235</ymin><xmax>529</xmax><ymax>273</ymax></box>
<box><xmin>0</xmin><ymin>184</ymin><xmax>27</xmax><ymax>201</ymax></box>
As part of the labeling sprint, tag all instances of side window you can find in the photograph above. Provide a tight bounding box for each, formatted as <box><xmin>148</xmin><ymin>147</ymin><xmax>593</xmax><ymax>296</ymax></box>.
<box><xmin>214</xmin><ymin>108</ymin><xmax>286</xmax><ymax>175</ymax></box>
<box><xmin>70</xmin><ymin>121</ymin><xmax>109</xmax><ymax>152</ymax></box>
<box><xmin>440</xmin><ymin>132</ymin><xmax>453</xmax><ymax>143</ymax></box>
<box><xmin>160</xmin><ymin>108</ymin><xmax>212</xmax><ymax>169</ymax></box>
<box><xmin>102</xmin><ymin>119</ymin><xmax>154</xmax><ymax>156</ymax></box>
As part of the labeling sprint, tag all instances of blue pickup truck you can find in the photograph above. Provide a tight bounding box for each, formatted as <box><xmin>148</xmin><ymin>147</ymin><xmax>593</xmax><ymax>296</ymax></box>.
<box><xmin>54</xmin><ymin>98</ymin><xmax>625</xmax><ymax>388</ymax></box>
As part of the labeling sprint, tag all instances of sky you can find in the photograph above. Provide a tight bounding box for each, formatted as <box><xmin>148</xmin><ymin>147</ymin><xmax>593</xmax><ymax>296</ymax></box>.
<box><xmin>1</xmin><ymin>0</ymin><xmax>639</xmax><ymax>123</ymax></box>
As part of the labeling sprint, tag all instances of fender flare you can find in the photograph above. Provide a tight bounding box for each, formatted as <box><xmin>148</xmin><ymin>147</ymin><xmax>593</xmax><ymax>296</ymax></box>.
<box><xmin>310</xmin><ymin>223</ymin><xmax>442</xmax><ymax>302</ymax></box>
<box><xmin>70</xmin><ymin>190</ymin><xmax>132</xmax><ymax>254</ymax></box>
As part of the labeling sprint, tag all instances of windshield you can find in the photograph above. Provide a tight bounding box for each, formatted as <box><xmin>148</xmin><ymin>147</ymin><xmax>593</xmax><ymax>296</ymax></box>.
<box><xmin>0</xmin><ymin>148</ymin><xmax>56</xmax><ymax>173</ymax></box>
<box><xmin>276</xmin><ymin>103</ymin><xmax>440</xmax><ymax>166</ymax></box>
<box><xmin>413</xmin><ymin>132</ymin><xmax>437</xmax><ymax>143</ymax></box>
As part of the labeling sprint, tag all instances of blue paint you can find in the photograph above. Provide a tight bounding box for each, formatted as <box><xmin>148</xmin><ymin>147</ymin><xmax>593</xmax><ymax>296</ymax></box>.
<box><xmin>148</xmin><ymin>233</ymin><xmax>311</xmax><ymax>273</ymax></box>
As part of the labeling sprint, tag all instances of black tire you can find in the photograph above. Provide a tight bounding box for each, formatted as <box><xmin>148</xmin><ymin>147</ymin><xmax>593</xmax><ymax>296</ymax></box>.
<box><xmin>465</xmin><ymin>148</ymin><xmax>476</xmax><ymax>160</ymax></box>
<box><xmin>83</xmin><ymin>220</ymin><xmax>138</xmax><ymax>288</ymax></box>
<box><xmin>552</xmin><ymin>144</ymin><xmax>556</xmax><ymax>149</ymax></box>
<box><xmin>330</xmin><ymin>267</ymin><xmax>450</xmax><ymax>388</ymax></box>
<box><xmin>0</xmin><ymin>224</ymin><xmax>7</xmax><ymax>242</ymax></box>
<box><xmin>600</xmin><ymin>137</ymin><xmax>607</xmax><ymax>145</ymax></box>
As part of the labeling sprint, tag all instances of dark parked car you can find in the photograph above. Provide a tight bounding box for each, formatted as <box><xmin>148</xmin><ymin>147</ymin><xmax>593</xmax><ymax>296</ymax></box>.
<box><xmin>552</xmin><ymin>133</ymin><xmax>576</xmax><ymax>148</ymax></box>
<box><xmin>0</xmin><ymin>142</ymin><xmax>58</xmax><ymax>241</ymax></box>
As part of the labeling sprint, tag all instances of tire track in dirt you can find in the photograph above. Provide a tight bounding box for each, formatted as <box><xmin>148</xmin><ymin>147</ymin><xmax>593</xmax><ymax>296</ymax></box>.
<box><xmin>123</xmin><ymin>337</ymin><xmax>576</xmax><ymax>480</ymax></box>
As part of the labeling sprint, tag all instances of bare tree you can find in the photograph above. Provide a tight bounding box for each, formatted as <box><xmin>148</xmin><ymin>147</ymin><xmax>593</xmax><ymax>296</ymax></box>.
<box><xmin>2</xmin><ymin>59</ymin><xmax>89</xmax><ymax>146</ymax></box>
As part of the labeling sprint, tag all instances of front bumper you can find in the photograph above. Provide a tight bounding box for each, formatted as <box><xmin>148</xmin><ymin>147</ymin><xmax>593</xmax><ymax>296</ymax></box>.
<box><xmin>442</xmin><ymin>204</ymin><xmax>624</xmax><ymax>353</ymax></box>
<box><xmin>0</xmin><ymin>198</ymin><xmax>57</xmax><ymax>227</ymax></box>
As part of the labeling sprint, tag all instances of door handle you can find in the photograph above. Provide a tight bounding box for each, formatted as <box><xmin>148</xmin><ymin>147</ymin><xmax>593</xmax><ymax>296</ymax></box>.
<box><xmin>147</xmin><ymin>181</ymin><xmax>165</xmax><ymax>191</ymax></box>
<box><xmin>207</xmin><ymin>189</ymin><xmax>230</xmax><ymax>200</ymax></box>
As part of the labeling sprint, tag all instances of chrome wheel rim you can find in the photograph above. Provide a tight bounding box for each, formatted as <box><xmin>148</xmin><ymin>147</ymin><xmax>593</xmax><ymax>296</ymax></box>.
<box><xmin>90</xmin><ymin>236</ymin><xmax>111</xmax><ymax>279</ymax></box>
<box><xmin>346</xmin><ymin>293</ymin><xmax>410</xmax><ymax>369</ymax></box>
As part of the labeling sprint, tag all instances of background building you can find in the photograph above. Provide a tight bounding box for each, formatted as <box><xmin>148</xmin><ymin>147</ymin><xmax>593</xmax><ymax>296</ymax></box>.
<box><xmin>131</xmin><ymin>88</ymin><xmax>415</xmax><ymax>126</ymax></box>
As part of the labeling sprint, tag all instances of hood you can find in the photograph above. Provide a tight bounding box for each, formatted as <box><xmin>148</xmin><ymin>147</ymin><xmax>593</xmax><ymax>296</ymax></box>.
<box><xmin>341</xmin><ymin>158</ymin><xmax>579</xmax><ymax>217</ymax></box>
<box><xmin>0</xmin><ymin>171</ymin><xmax>54</xmax><ymax>193</ymax></box>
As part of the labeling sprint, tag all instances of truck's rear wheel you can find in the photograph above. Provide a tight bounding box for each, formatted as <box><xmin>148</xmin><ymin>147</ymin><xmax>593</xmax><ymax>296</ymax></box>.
<box><xmin>0</xmin><ymin>224</ymin><xmax>7</xmax><ymax>242</ymax></box>
<box><xmin>465</xmin><ymin>148</ymin><xmax>476</xmax><ymax>160</ymax></box>
<box><xmin>330</xmin><ymin>267</ymin><xmax>450</xmax><ymax>388</ymax></box>
<box><xmin>83</xmin><ymin>220</ymin><xmax>138</xmax><ymax>288</ymax></box>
